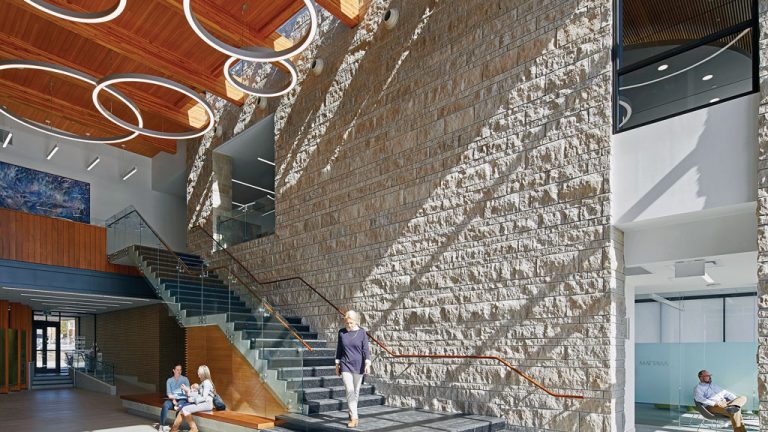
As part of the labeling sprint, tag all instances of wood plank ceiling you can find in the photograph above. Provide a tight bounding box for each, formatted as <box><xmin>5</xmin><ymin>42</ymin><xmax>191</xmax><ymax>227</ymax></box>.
<box><xmin>0</xmin><ymin>0</ymin><xmax>362</xmax><ymax>157</ymax></box>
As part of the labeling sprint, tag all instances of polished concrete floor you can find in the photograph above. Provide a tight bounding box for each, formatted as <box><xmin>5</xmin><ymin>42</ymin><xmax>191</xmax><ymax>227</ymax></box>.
<box><xmin>0</xmin><ymin>388</ymin><xmax>157</xmax><ymax>432</ymax></box>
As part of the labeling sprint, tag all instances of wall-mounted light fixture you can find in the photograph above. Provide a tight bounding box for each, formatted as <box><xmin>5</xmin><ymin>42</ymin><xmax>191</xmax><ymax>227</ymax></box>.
<box><xmin>121</xmin><ymin>166</ymin><xmax>137</xmax><ymax>180</ymax></box>
<box><xmin>46</xmin><ymin>144</ymin><xmax>59</xmax><ymax>160</ymax></box>
<box><xmin>383</xmin><ymin>9</ymin><xmax>399</xmax><ymax>29</ymax></box>
<box><xmin>310</xmin><ymin>58</ymin><xmax>324</xmax><ymax>76</ymax></box>
<box><xmin>86</xmin><ymin>156</ymin><xmax>100</xmax><ymax>171</ymax></box>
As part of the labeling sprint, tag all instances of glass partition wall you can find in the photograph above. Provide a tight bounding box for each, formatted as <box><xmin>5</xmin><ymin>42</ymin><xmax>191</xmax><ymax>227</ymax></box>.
<box><xmin>614</xmin><ymin>0</ymin><xmax>758</xmax><ymax>132</ymax></box>
<box><xmin>635</xmin><ymin>293</ymin><xmax>759</xmax><ymax>429</ymax></box>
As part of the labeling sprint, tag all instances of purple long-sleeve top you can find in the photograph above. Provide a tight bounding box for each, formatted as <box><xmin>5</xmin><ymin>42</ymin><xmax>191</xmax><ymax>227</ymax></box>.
<box><xmin>335</xmin><ymin>327</ymin><xmax>371</xmax><ymax>374</ymax></box>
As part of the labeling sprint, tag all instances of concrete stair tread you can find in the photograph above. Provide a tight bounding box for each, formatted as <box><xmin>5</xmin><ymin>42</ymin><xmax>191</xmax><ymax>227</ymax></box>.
<box><xmin>277</xmin><ymin>405</ymin><xmax>505</xmax><ymax>431</ymax></box>
<box><xmin>300</xmin><ymin>385</ymin><xmax>373</xmax><ymax>393</ymax></box>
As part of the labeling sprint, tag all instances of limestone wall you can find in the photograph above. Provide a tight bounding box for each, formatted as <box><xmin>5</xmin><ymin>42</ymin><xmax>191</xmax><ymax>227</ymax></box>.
<box><xmin>186</xmin><ymin>0</ymin><xmax>623</xmax><ymax>430</ymax></box>
<box><xmin>757</xmin><ymin>1</ymin><xmax>768</xmax><ymax>430</ymax></box>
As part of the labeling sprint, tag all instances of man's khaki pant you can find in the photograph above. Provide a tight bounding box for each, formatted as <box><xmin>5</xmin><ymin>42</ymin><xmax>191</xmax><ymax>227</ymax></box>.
<box><xmin>708</xmin><ymin>395</ymin><xmax>748</xmax><ymax>432</ymax></box>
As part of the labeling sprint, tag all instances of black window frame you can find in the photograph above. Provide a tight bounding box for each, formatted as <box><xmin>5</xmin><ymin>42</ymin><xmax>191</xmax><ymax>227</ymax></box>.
<box><xmin>612</xmin><ymin>0</ymin><xmax>760</xmax><ymax>134</ymax></box>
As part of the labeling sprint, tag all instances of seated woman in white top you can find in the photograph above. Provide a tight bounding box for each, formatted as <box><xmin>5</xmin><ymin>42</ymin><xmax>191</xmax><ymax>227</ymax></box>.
<box><xmin>171</xmin><ymin>365</ymin><xmax>215</xmax><ymax>432</ymax></box>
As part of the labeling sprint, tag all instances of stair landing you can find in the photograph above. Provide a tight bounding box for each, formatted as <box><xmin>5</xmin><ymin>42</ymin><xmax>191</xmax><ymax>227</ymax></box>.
<box><xmin>275</xmin><ymin>404</ymin><xmax>506</xmax><ymax>431</ymax></box>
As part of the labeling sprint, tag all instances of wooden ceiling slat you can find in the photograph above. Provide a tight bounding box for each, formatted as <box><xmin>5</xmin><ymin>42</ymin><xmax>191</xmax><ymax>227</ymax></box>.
<box><xmin>0</xmin><ymin>32</ymin><xmax>205</xmax><ymax>134</ymax></box>
<box><xmin>0</xmin><ymin>0</ymin><xmax>363</xmax><ymax>157</ymax></box>
<box><xmin>0</xmin><ymin>82</ymin><xmax>175</xmax><ymax>155</ymax></box>
<box><xmin>623</xmin><ymin>0</ymin><xmax>752</xmax><ymax>54</ymax></box>
<box><xmin>11</xmin><ymin>0</ymin><xmax>246</xmax><ymax>106</ymax></box>
<box><xmin>316</xmin><ymin>0</ymin><xmax>362</xmax><ymax>28</ymax></box>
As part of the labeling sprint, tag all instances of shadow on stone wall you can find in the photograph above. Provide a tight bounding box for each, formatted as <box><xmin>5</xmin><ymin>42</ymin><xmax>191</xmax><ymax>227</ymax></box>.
<box><xmin>186</xmin><ymin>0</ymin><xmax>619</xmax><ymax>429</ymax></box>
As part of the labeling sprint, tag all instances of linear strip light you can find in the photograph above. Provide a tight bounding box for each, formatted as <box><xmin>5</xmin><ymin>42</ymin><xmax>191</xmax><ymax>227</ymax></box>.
<box><xmin>122</xmin><ymin>166</ymin><xmax>137</xmax><ymax>181</ymax></box>
<box><xmin>232</xmin><ymin>179</ymin><xmax>274</xmax><ymax>195</ymax></box>
<box><xmin>22</xmin><ymin>294</ymin><xmax>132</xmax><ymax>304</ymax></box>
<box><xmin>87</xmin><ymin>156</ymin><xmax>100</xmax><ymax>171</ymax></box>
<box><xmin>38</xmin><ymin>300</ymin><xmax>110</xmax><ymax>308</ymax></box>
<box><xmin>262</xmin><ymin>209</ymin><xmax>275</xmax><ymax>216</ymax></box>
<box><xmin>43</xmin><ymin>304</ymin><xmax>105</xmax><ymax>311</ymax></box>
<box><xmin>46</xmin><ymin>144</ymin><xmax>59</xmax><ymax>160</ymax></box>
<box><xmin>257</xmin><ymin>157</ymin><xmax>275</xmax><ymax>166</ymax></box>
<box><xmin>267</xmin><ymin>196</ymin><xmax>275</xmax><ymax>201</ymax></box>
<box><xmin>2</xmin><ymin>132</ymin><xmax>11</xmax><ymax>148</ymax></box>
<box><xmin>4</xmin><ymin>287</ymin><xmax>152</xmax><ymax>302</ymax></box>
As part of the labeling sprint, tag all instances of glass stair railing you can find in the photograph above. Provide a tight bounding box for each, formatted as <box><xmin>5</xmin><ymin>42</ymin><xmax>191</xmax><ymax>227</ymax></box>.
<box><xmin>66</xmin><ymin>351</ymin><xmax>115</xmax><ymax>386</ymax></box>
<box><xmin>105</xmin><ymin>206</ymin><xmax>313</xmax><ymax>415</ymax></box>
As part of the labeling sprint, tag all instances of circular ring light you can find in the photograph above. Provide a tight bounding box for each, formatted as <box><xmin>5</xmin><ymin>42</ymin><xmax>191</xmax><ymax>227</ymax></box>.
<box><xmin>183</xmin><ymin>0</ymin><xmax>318</xmax><ymax>62</ymax></box>
<box><xmin>223</xmin><ymin>57</ymin><xmax>298</xmax><ymax>97</ymax></box>
<box><xmin>93</xmin><ymin>73</ymin><xmax>214</xmax><ymax>140</ymax></box>
<box><xmin>0</xmin><ymin>60</ymin><xmax>142</xmax><ymax>144</ymax></box>
<box><xmin>23</xmin><ymin>0</ymin><xmax>127</xmax><ymax>24</ymax></box>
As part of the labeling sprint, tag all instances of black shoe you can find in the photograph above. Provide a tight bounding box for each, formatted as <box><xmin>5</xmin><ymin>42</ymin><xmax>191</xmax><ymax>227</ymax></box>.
<box><xmin>726</xmin><ymin>405</ymin><xmax>740</xmax><ymax>414</ymax></box>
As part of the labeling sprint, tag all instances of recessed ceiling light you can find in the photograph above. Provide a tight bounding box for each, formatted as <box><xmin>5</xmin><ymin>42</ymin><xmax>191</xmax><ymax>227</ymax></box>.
<box><xmin>2</xmin><ymin>132</ymin><xmax>11</xmax><ymax>148</ymax></box>
<box><xmin>657</xmin><ymin>64</ymin><xmax>668</xmax><ymax>71</ymax></box>
<box><xmin>709</xmin><ymin>98</ymin><xmax>720</xmax><ymax>103</ymax></box>
<box><xmin>232</xmin><ymin>179</ymin><xmax>274</xmax><ymax>195</ymax></box>
<box><xmin>87</xmin><ymin>156</ymin><xmax>100</xmax><ymax>171</ymax></box>
<box><xmin>46</xmin><ymin>144</ymin><xmax>59</xmax><ymax>160</ymax></box>
<box><xmin>122</xmin><ymin>166</ymin><xmax>137</xmax><ymax>181</ymax></box>
<box><xmin>257</xmin><ymin>157</ymin><xmax>275</xmax><ymax>166</ymax></box>
<box><xmin>702</xmin><ymin>74</ymin><xmax>714</xmax><ymax>81</ymax></box>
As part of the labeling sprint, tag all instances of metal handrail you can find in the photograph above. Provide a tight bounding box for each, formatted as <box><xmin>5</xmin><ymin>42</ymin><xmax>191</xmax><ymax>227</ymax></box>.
<box><xmin>106</xmin><ymin>209</ymin><xmax>192</xmax><ymax>274</ymax></box>
<box><xmin>190</xmin><ymin>226</ymin><xmax>314</xmax><ymax>352</ymax></box>
<box><xmin>194</xmin><ymin>225</ymin><xmax>584</xmax><ymax>399</ymax></box>
<box><xmin>106</xmin><ymin>208</ymin><xmax>312</xmax><ymax>351</ymax></box>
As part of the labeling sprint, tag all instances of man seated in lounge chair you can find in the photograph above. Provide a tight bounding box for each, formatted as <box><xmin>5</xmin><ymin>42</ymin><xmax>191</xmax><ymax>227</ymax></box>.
<box><xmin>693</xmin><ymin>369</ymin><xmax>747</xmax><ymax>432</ymax></box>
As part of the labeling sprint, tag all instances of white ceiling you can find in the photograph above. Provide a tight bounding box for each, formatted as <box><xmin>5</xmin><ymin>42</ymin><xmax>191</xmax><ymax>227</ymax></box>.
<box><xmin>0</xmin><ymin>286</ymin><xmax>159</xmax><ymax>316</ymax></box>
<box><xmin>628</xmin><ymin>251</ymin><xmax>756</xmax><ymax>298</ymax></box>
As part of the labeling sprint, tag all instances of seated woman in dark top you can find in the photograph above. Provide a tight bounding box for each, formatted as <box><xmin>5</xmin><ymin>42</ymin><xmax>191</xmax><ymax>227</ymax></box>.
<box><xmin>335</xmin><ymin>310</ymin><xmax>371</xmax><ymax>428</ymax></box>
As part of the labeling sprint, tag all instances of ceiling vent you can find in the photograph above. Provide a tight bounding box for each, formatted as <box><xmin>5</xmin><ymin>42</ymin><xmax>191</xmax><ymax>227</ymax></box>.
<box><xmin>674</xmin><ymin>260</ymin><xmax>714</xmax><ymax>284</ymax></box>
<box><xmin>625</xmin><ymin>266</ymin><xmax>651</xmax><ymax>276</ymax></box>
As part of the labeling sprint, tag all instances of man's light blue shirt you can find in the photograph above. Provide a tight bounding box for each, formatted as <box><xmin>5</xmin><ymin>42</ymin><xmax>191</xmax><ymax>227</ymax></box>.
<box><xmin>694</xmin><ymin>383</ymin><xmax>736</xmax><ymax>407</ymax></box>
<box><xmin>166</xmin><ymin>375</ymin><xmax>190</xmax><ymax>399</ymax></box>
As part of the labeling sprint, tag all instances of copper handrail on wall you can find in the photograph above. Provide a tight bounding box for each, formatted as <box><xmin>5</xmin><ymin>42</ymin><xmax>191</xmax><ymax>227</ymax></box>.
<box><xmin>106</xmin><ymin>209</ymin><xmax>313</xmax><ymax>351</ymax></box>
<box><xmin>193</xmin><ymin>226</ymin><xmax>584</xmax><ymax>399</ymax></box>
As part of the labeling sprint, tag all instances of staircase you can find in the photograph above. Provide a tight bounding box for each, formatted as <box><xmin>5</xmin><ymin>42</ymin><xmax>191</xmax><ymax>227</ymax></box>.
<box><xmin>30</xmin><ymin>371</ymin><xmax>73</xmax><ymax>390</ymax></box>
<box><xmin>106</xmin><ymin>209</ymin><xmax>506</xmax><ymax>431</ymax></box>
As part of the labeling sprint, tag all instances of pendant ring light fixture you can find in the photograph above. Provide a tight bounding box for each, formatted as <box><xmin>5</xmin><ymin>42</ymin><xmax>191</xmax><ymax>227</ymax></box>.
<box><xmin>23</xmin><ymin>0</ymin><xmax>127</xmax><ymax>24</ymax></box>
<box><xmin>223</xmin><ymin>56</ymin><xmax>298</xmax><ymax>97</ymax></box>
<box><xmin>92</xmin><ymin>73</ymin><xmax>214</xmax><ymax>140</ymax></box>
<box><xmin>183</xmin><ymin>0</ymin><xmax>318</xmax><ymax>63</ymax></box>
<box><xmin>0</xmin><ymin>60</ymin><xmax>143</xmax><ymax>144</ymax></box>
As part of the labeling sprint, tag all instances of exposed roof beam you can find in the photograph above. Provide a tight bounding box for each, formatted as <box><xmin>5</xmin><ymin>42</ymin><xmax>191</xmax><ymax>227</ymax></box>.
<box><xmin>0</xmin><ymin>33</ymin><xmax>206</xmax><ymax>134</ymax></box>
<box><xmin>156</xmin><ymin>0</ymin><xmax>294</xmax><ymax>72</ymax></box>
<box><xmin>11</xmin><ymin>0</ymin><xmax>246</xmax><ymax>106</ymax></box>
<box><xmin>0</xmin><ymin>82</ymin><xmax>176</xmax><ymax>154</ymax></box>
<box><xmin>316</xmin><ymin>0</ymin><xmax>362</xmax><ymax>28</ymax></box>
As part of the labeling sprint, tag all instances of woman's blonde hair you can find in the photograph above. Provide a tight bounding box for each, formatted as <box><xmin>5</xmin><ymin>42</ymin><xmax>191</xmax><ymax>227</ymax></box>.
<box><xmin>344</xmin><ymin>310</ymin><xmax>360</xmax><ymax>326</ymax></box>
<box><xmin>197</xmin><ymin>365</ymin><xmax>212</xmax><ymax>382</ymax></box>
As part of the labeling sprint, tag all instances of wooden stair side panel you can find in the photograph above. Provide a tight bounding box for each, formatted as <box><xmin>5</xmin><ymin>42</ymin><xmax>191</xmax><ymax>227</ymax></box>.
<box><xmin>185</xmin><ymin>325</ymin><xmax>287</xmax><ymax>419</ymax></box>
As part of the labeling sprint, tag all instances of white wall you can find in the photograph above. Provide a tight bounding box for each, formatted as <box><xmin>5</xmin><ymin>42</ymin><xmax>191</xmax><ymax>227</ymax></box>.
<box><xmin>612</xmin><ymin>94</ymin><xmax>758</xmax><ymax>226</ymax></box>
<box><xmin>0</xmin><ymin>124</ymin><xmax>187</xmax><ymax>251</ymax></box>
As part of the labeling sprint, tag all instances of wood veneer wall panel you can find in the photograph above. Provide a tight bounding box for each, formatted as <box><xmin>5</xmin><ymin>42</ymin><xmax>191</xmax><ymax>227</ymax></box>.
<box><xmin>0</xmin><ymin>208</ymin><xmax>137</xmax><ymax>275</ymax></box>
<box><xmin>185</xmin><ymin>326</ymin><xmax>286</xmax><ymax>419</ymax></box>
<box><xmin>0</xmin><ymin>300</ymin><xmax>8</xmax><ymax>394</ymax></box>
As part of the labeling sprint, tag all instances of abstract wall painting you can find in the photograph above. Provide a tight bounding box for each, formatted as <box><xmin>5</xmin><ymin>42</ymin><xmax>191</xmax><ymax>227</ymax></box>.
<box><xmin>0</xmin><ymin>161</ymin><xmax>90</xmax><ymax>223</ymax></box>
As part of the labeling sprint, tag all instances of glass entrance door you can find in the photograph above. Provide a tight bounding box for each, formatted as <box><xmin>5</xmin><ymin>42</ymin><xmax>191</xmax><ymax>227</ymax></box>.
<box><xmin>33</xmin><ymin>322</ymin><xmax>60</xmax><ymax>374</ymax></box>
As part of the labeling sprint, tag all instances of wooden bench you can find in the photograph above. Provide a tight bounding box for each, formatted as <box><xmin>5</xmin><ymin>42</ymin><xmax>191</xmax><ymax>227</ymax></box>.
<box><xmin>120</xmin><ymin>393</ymin><xmax>275</xmax><ymax>431</ymax></box>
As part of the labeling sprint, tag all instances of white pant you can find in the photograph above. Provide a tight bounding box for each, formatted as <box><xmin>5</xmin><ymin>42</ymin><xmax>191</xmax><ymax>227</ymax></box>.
<box><xmin>341</xmin><ymin>372</ymin><xmax>363</xmax><ymax>420</ymax></box>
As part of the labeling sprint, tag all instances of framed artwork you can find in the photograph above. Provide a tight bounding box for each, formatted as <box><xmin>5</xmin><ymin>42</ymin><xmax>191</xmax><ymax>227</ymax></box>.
<box><xmin>0</xmin><ymin>161</ymin><xmax>90</xmax><ymax>223</ymax></box>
